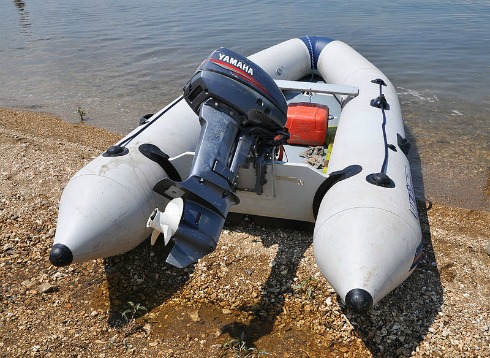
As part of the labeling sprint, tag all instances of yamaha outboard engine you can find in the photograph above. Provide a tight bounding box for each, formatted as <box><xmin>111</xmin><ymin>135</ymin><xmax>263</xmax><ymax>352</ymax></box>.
<box><xmin>147</xmin><ymin>48</ymin><xmax>288</xmax><ymax>267</ymax></box>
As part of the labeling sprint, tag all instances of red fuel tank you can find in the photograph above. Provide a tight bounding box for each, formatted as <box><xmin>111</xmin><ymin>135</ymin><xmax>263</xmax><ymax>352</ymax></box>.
<box><xmin>285</xmin><ymin>102</ymin><xmax>329</xmax><ymax>145</ymax></box>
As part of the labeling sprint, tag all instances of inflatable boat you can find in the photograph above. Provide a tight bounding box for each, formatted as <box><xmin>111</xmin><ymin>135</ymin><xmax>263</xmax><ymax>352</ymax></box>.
<box><xmin>49</xmin><ymin>36</ymin><xmax>423</xmax><ymax>313</ymax></box>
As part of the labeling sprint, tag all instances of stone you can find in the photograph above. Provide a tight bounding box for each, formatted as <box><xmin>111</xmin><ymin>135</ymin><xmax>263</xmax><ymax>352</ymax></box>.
<box><xmin>38</xmin><ymin>283</ymin><xmax>58</xmax><ymax>294</ymax></box>
<box><xmin>189</xmin><ymin>310</ymin><xmax>200</xmax><ymax>322</ymax></box>
<box><xmin>485</xmin><ymin>242</ymin><xmax>490</xmax><ymax>257</ymax></box>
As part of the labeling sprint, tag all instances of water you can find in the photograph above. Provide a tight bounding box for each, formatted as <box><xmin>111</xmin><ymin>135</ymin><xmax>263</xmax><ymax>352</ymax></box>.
<box><xmin>1</xmin><ymin>0</ymin><xmax>489</xmax><ymax>210</ymax></box>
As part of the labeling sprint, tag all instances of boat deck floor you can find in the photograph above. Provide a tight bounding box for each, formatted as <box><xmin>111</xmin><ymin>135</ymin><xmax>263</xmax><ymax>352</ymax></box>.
<box><xmin>281</xmin><ymin>90</ymin><xmax>341</xmax><ymax>170</ymax></box>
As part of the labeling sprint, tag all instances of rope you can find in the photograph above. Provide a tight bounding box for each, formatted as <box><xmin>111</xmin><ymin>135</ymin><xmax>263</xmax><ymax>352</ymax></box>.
<box><xmin>118</xmin><ymin>96</ymin><xmax>184</xmax><ymax>147</ymax></box>
<box><xmin>370</xmin><ymin>79</ymin><xmax>390</xmax><ymax>174</ymax></box>
<box><xmin>380</xmin><ymin>107</ymin><xmax>389</xmax><ymax>174</ymax></box>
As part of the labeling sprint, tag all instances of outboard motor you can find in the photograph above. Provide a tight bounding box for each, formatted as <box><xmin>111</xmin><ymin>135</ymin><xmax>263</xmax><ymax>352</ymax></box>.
<box><xmin>147</xmin><ymin>48</ymin><xmax>288</xmax><ymax>267</ymax></box>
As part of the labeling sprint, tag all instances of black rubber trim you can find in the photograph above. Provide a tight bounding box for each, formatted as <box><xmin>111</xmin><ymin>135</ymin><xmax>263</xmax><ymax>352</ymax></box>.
<box><xmin>139</xmin><ymin>113</ymin><xmax>154</xmax><ymax>125</ymax></box>
<box><xmin>139</xmin><ymin>143</ymin><xmax>182</xmax><ymax>182</ymax></box>
<box><xmin>49</xmin><ymin>243</ymin><xmax>73</xmax><ymax>267</ymax></box>
<box><xmin>345</xmin><ymin>288</ymin><xmax>373</xmax><ymax>313</ymax></box>
<box><xmin>366</xmin><ymin>172</ymin><xmax>395</xmax><ymax>188</ymax></box>
<box><xmin>397</xmin><ymin>133</ymin><xmax>411</xmax><ymax>156</ymax></box>
<box><xmin>313</xmin><ymin>165</ymin><xmax>362</xmax><ymax>218</ymax></box>
<box><xmin>102</xmin><ymin>145</ymin><xmax>129</xmax><ymax>157</ymax></box>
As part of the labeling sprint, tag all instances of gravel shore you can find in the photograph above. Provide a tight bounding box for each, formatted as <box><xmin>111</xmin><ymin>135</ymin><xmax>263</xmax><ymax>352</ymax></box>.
<box><xmin>0</xmin><ymin>108</ymin><xmax>489</xmax><ymax>357</ymax></box>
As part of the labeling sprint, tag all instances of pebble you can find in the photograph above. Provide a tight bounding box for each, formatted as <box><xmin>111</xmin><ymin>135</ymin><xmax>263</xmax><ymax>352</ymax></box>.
<box><xmin>189</xmin><ymin>310</ymin><xmax>201</xmax><ymax>322</ymax></box>
<box><xmin>38</xmin><ymin>283</ymin><xmax>58</xmax><ymax>294</ymax></box>
<box><xmin>485</xmin><ymin>242</ymin><xmax>490</xmax><ymax>256</ymax></box>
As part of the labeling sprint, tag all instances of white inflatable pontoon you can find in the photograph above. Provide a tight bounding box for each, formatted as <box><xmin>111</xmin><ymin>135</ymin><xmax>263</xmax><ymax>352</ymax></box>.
<box><xmin>50</xmin><ymin>36</ymin><xmax>423</xmax><ymax>313</ymax></box>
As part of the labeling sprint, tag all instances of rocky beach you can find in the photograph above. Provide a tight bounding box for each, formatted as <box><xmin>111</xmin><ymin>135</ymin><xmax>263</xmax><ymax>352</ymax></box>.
<box><xmin>0</xmin><ymin>107</ymin><xmax>489</xmax><ymax>357</ymax></box>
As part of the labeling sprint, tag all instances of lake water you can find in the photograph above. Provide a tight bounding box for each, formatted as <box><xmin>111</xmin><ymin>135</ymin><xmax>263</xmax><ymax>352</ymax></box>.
<box><xmin>1</xmin><ymin>0</ymin><xmax>489</xmax><ymax>210</ymax></box>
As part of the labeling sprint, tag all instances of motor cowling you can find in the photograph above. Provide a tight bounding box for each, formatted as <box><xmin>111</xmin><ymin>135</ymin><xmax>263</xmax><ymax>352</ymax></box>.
<box><xmin>151</xmin><ymin>48</ymin><xmax>287</xmax><ymax>268</ymax></box>
<box><xmin>183</xmin><ymin>47</ymin><xmax>287</xmax><ymax>131</ymax></box>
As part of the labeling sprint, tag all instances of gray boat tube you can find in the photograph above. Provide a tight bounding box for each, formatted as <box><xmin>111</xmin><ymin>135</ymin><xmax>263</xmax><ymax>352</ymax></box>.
<box><xmin>249</xmin><ymin>37</ymin><xmax>422</xmax><ymax>311</ymax></box>
<box><xmin>313</xmin><ymin>39</ymin><xmax>422</xmax><ymax>311</ymax></box>
<box><xmin>50</xmin><ymin>98</ymin><xmax>201</xmax><ymax>266</ymax></box>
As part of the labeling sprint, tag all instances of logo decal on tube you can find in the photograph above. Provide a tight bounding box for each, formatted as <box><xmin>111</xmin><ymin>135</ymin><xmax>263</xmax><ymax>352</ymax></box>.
<box><xmin>405</xmin><ymin>166</ymin><xmax>418</xmax><ymax>220</ymax></box>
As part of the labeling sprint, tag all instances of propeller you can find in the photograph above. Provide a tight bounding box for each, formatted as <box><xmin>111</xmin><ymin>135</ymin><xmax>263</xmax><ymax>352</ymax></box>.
<box><xmin>147</xmin><ymin>197</ymin><xmax>184</xmax><ymax>246</ymax></box>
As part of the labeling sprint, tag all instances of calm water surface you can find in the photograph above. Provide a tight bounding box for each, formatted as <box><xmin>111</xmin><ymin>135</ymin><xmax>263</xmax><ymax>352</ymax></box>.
<box><xmin>1</xmin><ymin>0</ymin><xmax>489</xmax><ymax>210</ymax></box>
